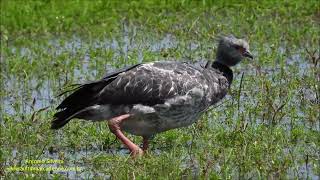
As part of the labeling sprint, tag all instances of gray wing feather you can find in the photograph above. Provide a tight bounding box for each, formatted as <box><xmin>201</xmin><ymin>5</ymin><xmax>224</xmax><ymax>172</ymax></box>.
<box><xmin>96</xmin><ymin>61</ymin><xmax>229</xmax><ymax>107</ymax></box>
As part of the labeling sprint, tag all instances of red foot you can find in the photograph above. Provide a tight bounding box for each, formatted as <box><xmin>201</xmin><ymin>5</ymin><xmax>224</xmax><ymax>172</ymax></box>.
<box><xmin>108</xmin><ymin>114</ymin><xmax>143</xmax><ymax>157</ymax></box>
<box><xmin>142</xmin><ymin>137</ymin><xmax>149</xmax><ymax>151</ymax></box>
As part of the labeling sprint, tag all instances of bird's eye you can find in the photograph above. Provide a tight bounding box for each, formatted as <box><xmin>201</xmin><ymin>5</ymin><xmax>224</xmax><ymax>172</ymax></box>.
<box><xmin>233</xmin><ymin>45</ymin><xmax>241</xmax><ymax>50</ymax></box>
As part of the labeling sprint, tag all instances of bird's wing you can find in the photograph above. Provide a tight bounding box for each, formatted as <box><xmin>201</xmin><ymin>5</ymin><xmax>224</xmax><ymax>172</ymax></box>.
<box><xmin>95</xmin><ymin>61</ymin><xmax>208</xmax><ymax>106</ymax></box>
<box><xmin>56</xmin><ymin>63</ymin><xmax>142</xmax><ymax>110</ymax></box>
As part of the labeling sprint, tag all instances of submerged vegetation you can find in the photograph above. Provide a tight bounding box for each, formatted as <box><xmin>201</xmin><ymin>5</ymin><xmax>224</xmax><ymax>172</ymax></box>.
<box><xmin>1</xmin><ymin>0</ymin><xmax>319</xmax><ymax>179</ymax></box>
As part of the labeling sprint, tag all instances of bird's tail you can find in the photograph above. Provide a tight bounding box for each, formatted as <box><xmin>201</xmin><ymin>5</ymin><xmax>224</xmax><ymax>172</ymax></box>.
<box><xmin>51</xmin><ymin>63</ymin><xmax>143</xmax><ymax>129</ymax></box>
<box><xmin>51</xmin><ymin>109</ymin><xmax>75</xmax><ymax>129</ymax></box>
<box><xmin>51</xmin><ymin>82</ymin><xmax>104</xmax><ymax>129</ymax></box>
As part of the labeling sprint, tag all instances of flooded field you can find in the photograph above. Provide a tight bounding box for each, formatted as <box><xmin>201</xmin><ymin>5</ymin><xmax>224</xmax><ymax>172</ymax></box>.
<box><xmin>1</xmin><ymin>1</ymin><xmax>319</xmax><ymax>179</ymax></box>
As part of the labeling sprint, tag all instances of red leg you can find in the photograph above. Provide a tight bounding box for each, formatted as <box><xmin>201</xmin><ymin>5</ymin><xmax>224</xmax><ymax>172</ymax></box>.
<box><xmin>108</xmin><ymin>114</ymin><xmax>143</xmax><ymax>157</ymax></box>
<box><xmin>142</xmin><ymin>137</ymin><xmax>149</xmax><ymax>151</ymax></box>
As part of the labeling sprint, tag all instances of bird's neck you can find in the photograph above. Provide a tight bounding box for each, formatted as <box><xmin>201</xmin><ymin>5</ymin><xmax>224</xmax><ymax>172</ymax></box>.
<box><xmin>210</xmin><ymin>61</ymin><xmax>233</xmax><ymax>85</ymax></box>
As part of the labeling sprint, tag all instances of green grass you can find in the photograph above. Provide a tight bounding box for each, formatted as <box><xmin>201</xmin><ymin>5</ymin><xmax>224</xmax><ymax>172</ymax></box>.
<box><xmin>1</xmin><ymin>0</ymin><xmax>319</xmax><ymax>179</ymax></box>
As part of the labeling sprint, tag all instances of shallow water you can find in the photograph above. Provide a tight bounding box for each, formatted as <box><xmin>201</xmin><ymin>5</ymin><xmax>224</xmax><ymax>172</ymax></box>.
<box><xmin>3</xmin><ymin>34</ymin><xmax>317</xmax><ymax>114</ymax></box>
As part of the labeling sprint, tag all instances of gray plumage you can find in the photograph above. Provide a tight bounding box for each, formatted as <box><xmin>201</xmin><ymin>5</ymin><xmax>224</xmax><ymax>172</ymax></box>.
<box><xmin>52</xmin><ymin>35</ymin><xmax>253</xmax><ymax>138</ymax></box>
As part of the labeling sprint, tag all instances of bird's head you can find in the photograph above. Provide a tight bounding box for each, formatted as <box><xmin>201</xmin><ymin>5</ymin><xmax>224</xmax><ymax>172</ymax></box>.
<box><xmin>216</xmin><ymin>35</ymin><xmax>253</xmax><ymax>67</ymax></box>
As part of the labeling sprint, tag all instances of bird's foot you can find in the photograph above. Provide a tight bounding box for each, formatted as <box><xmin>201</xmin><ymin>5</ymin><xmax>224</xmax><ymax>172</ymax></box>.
<box><xmin>130</xmin><ymin>147</ymin><xmax>144</xmax><ymax>157</ymax></box>
<box><xmin>142</xmin><ymin>137</ymin><xmax>149</xmax><ymax>151</ymax></box>
<box><xmin>108</xmin><ymin>114</ymin><xmax>145</xmax><ymax>158</ymax></box>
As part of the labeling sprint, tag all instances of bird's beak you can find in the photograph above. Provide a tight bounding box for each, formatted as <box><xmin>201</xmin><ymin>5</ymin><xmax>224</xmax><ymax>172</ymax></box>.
<box><xmin>243</xmin><ymin>50</ymin><xmax>253</xmax><ymax>59</ymax></box>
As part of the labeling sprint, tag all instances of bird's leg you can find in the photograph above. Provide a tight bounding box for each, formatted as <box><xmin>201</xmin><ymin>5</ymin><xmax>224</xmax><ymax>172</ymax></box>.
<box><xmin>108</xmin><ymin>114</ymin><xmax>143</xmax><ymax>157</ymax></box>
<box><xmin>142</xmin><ymin>136</ymin><xmax>150</xmax><ymax>151</ymax></box>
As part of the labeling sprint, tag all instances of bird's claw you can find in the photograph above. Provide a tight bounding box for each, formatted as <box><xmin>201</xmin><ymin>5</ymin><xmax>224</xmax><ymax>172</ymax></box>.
<box><xmin>131</xmin><ymin>147</ymin><xmax>144</xmax><ymax>158</ymax></box>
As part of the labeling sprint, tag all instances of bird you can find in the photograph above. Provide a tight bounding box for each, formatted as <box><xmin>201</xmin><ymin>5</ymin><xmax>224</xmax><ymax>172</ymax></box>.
<box><xmin>51</xmin><ymin>35</ymin><xmax>253</xmax><ymax>156</ymax></box>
